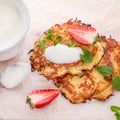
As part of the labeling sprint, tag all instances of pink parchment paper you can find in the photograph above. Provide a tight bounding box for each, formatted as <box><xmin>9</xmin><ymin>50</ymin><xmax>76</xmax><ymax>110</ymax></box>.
<box><xmin>0</xmin><ymin>0</ymin><xmax>120</xmax><ymax>119</ymax></box>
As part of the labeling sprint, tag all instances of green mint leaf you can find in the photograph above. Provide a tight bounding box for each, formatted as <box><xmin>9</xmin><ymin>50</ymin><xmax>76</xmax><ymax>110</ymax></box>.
<box><xmin>46</xmin><ymin>30</ymin><xmax>54</xmax><ymax>39</ymax></box>
<box><xmin>39</xmin><ymin>37</ymin><xmax>44</xmax><ymax>41</ymax></box>
<box><xmin>80</xmin><ymin>49</ymin><xmax>93</xmax><ymax>63</ymax></box>
<box><xmin>97</xmin><ymin>66</ymin><xmax>113</xmax><ymax>76</ymax></box>
<box><xmin>39</xmin><ymin>38</ymin><xmax>45</xmax><ymax>49</ymax></box>
<box><xmin>112</xmin><ymin>76</ymin><xmax>120</xmax><ymax>91</ymax></box>
<box><xmin>54</xmin><ymin>36</ymin><xmax>62</xmax><ymax>45</ymax></box>
<box><xmin>111</xmin><ymin>106</ymin><xmax>120</xmax><ymax>113</ymax></box>
<box><xmin>111</xmin><ymin>106</ymin><xmax>120</xmax><ymax>120</ymax></box>
<box><xmin>56</xmin><ymin>36</ymin><xmax>62</xmax><ymax>40</ymax></box>
<box><xmin>115</xmin><ymin>113</ymin><xmax>120</xmax><ymax>120</ymax></box>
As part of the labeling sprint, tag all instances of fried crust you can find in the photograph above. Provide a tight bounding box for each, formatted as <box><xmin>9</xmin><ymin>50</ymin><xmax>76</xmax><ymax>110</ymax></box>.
<box><xmin>53</xmin><ymin>36</ymin><xmax>120</xmax><ymax>103</ymax></box>
<box><xmin>29</xmin><ymin>20</ymin><xmax>120</xmax><ymax>103</ymax></box>
<box><xmin>53</xmin><ymin>68</ymin><xmax>111</xmax><ymax>103</ymax></box>
<box><xmin>30</xmin><ymin>20</ymin><xmax>103</xmax><ymax>79</ymax></box>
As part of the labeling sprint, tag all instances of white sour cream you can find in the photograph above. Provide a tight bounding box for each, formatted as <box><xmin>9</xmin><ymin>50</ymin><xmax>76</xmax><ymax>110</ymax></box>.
<box><xmin>0</xmin><ymin>63</ymin><xmax>31</xmax><ymax>89</ymax></box>
<box><xmin>0</xmin><ymin>4</ymin><xmax>23</xmax><ymax>47</ymax></box>
<box><xmin>44</xmin><ymin>44</ymin><xmax>83</xmax><ymax>64</ymax></box>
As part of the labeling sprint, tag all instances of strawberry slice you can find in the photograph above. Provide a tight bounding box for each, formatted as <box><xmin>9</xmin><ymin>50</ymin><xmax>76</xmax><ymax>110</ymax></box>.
<box><xmin>26</xmin><ymin>89</ymin><xmax>59</xmax><ymax>109</ymax></box>
<box><xmin>68</xmin><ymin>25</ymin><xmax>97</xmax><ymax>45</ymax></box>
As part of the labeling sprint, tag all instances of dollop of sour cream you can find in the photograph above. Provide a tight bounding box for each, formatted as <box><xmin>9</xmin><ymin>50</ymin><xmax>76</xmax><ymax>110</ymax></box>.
<box><xmin>44</xmin><ymin>44</ymin><xmax>83</xmax><ymax>64</ymax></box>
<box><xmin>0</xmin><ymin>63</ymin><xmax>31</xmax><ymax>89</ymax></box>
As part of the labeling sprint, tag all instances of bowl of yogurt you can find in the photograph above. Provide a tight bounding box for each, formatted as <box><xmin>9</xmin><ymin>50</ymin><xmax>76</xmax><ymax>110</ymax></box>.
<box><xmin>0</xmin><ymin>0</ymin><xmax>30</xmax><ymax>61</ymax></box>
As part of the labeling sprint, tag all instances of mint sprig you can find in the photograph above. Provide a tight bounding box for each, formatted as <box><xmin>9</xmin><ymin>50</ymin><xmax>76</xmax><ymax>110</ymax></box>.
<box><xmin>112</xmin><ymin>76</ymin><xmax>120</xmax><ymax>91</ymax></box>
<box><xmin>39</xmin><ymin>37</ymin><xmax>45</xmax><ymax>49</ymax></box>
<box><xmin>97</xmin><ymin>66</ymin><xmax>113</xmax><ymax>76</ymax></box>
<box><xmin>46</xmin><ymin>29</ymin><xmax>54</xmax><ymax>39</ymax></box>
<box><xmin>111</xmin><ymin>106</ymin><xmax>120</xmax><ymax>120</ymax></box>
<box><xmin>54</xmin><ymin>36</ymin><xmax>62</xmax><ymax>45</ymax></box>
<box><xmin>80</xmin><ymin>49</ymin><xmax>93</xmax><ymax>63</ymax></box>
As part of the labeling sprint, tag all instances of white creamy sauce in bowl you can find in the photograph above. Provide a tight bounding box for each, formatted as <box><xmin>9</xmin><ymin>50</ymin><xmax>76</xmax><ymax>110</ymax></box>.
<box><xmin>44</xmin><ymin>44</ymin><xmax>83</xmax><ymax>64</ymax></box>
<box><xmin>0</xmin><ymin>3</ymin><xmax>23</xmax><ymax>47</ymax></box>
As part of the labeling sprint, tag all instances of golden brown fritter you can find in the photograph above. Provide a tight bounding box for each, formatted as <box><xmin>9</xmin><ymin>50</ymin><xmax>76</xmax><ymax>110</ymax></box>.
<box><xmin>99</xmin><ymin>36</ymin><xmax>120</xmax><ymax>76</ymax></box>
<box><xmin>53</xmin><ymin>68</ymin><xmax>111</xmax><ymax>103</ymax></box>
<box><xmin>92</xmin><ymin>84</ymin><xmax>114</xmax><ymax>100</ymax></box>
<box><xmin>30</xmin><ymin>20</ymin><xmax>82</xmax><ymax>79</ymax></box>
<box><xmin>29</xmin><ymin>19</ymin><xmax>120</xmax><ymax>104</ymax></box>
<box><xmin>30</xmin><ymin>20</ymin><xmax>103</xmax><ymax>79</ymax></box>
<box><xmin>53</xmin><ymin>36</ymin><xmax>120</xmax><ymax>103</ymax></box>
<box><xmin>91</xmin><ymin>36</ymin><xmax>120</xmax><ymax>101</ymax></box>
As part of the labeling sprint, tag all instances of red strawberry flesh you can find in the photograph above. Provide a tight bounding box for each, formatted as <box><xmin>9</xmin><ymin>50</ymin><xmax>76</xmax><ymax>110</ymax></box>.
<box><xmin>26</xmin><ymin>89</ymin><xmax>59</xmax><ymax>109</ymax></box>
<box><xmin>68</xmin><ymin>25</ymin><xmax>97</xmax><ymax>45</ymax></box>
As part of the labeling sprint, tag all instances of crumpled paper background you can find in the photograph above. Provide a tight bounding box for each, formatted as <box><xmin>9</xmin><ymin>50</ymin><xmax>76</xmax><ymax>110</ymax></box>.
<box><xmin>0</xmin><ymin>0</ymin><xmax>120</xmax><ymax>119</ymax></box>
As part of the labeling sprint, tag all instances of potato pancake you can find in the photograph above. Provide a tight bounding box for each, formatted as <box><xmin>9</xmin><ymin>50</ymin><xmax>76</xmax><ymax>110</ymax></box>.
<box><xmin>30</xmin><ymin>20</ymin><xmax>103</xmax><ymax>79</ymax></box>
<box><xmin>29</xmin><ymin>19</ymin><xmax>120</xmax><ymax>103</ymax></box>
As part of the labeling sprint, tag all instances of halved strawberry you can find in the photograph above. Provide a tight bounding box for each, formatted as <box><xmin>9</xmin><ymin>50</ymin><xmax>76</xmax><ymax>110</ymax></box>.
<box><xmin>26</xmin><ymin>89</ymin><xmax>59</xmax><ymax>109</ymax></box>
<box><xmin>68</xmin><ymin>25</ymin><xmax>97</xmax><ymax>45</ymax></box>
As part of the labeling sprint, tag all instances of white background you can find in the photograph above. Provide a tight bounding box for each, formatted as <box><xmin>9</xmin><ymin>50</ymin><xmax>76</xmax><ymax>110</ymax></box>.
<box><xmin>0</xmin><ymin>0</ymin><xmax>120</xmax><ymax>119</ymax></box>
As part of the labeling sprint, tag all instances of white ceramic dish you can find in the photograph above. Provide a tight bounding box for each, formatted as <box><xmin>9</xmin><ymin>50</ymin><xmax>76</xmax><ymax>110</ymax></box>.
<box><xmin>0</xmin><ymin>0</ymin><xmax>30</xmax><ymax>61</ymax></box>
